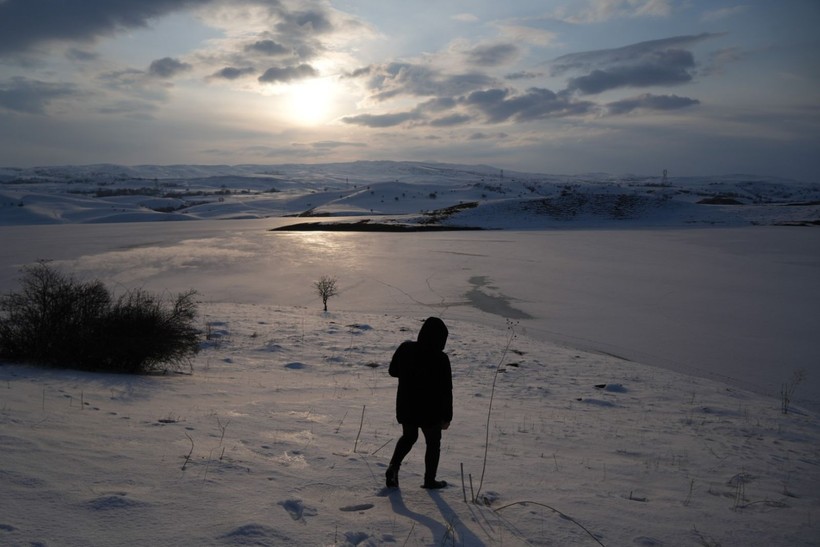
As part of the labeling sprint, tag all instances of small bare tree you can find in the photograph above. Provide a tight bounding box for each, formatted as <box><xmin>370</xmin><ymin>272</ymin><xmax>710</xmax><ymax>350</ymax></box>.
<box><xmin>314</xmin><ymin>275</ymin><xmax>339</xmax><ymax>312</ymax></box>
<box><xmin>781</xmin><ymin>369</ymin><xmax>806</xmax><ymax>414</ymax></box>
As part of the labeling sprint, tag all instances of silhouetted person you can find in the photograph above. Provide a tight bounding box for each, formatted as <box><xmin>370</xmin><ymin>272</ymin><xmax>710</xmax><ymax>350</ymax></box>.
<box><xmin>385</xmin><ymin>317</ymin><xmax>452</xmax><ymax>489</ymax></box>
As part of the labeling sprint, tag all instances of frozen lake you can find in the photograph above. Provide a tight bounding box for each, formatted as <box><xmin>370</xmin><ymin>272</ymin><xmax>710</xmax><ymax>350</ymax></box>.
<box><xmin>2</xmin><ymin>220</ymin><xmax>818</xmax><ymax>410</ymax></box>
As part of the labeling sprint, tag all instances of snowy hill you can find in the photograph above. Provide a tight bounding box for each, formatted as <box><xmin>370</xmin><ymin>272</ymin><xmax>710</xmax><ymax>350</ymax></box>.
<box><xmin>2</xmin><ymin>161</ymin><xmax>819</xmax><ymax>227</ymax></box>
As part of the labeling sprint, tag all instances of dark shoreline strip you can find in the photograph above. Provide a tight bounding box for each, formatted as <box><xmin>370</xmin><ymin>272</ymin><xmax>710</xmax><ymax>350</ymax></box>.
<box><xmin>270</xmin><ymin>222</ymin><xmax>484</xmax><ymax>232</ymax></box>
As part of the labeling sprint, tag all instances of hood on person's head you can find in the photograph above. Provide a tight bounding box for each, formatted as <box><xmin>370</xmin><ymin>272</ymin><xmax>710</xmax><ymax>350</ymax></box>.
<box><xmin>417</xmin><ymin>317</ymin><xmax>448</xmax><ymax>351</ymax></box>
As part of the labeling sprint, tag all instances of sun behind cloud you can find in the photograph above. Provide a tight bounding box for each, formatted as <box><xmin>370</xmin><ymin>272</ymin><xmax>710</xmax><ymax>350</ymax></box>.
<box><xmin>279</xmin><ymin>76</ymin><xmax>343</xmax><ymax>126</ymax></box>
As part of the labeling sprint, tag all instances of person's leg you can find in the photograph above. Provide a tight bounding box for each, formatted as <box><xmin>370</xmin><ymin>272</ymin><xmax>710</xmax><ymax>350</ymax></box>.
<box><xmin>420</xmin><ymin>426</ymin><xmax>446</xmax><ymax>489</ymax></box>
<box><xmin>386</xmin><ymin>423</ymin><xmax>418</xmax><ymax>487</ymax></box>
<box><xmin>391</xmin><ymin>423</ymin><xmax>419</xmax><ymax>466</ymax></box>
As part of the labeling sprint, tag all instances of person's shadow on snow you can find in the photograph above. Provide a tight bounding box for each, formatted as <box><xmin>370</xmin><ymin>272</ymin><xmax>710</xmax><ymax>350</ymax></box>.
<box><xmin>383</xmin><ymin>488</ymin><xmax>485</xmax><ymax>546</ymax></box>
<box><xmin>384</xmin><ymin>488</ymin><xmax>447</xmax><ymax>542</ymax></box>
<box><xmin>427</xmin><ymin>490</ymin><xmax>485</xmax><ymax>546</ymax></box>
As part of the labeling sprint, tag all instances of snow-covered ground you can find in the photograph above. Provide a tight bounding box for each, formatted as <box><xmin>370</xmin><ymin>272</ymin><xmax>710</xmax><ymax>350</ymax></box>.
<box><xmin>1</xmin><ymin>161</ymin><xmax>819</xmax><ymax>545</ymax></box>
<box><xmin>2</xmin><ymin>306</ymin><xmax>818</xmax><ymax>546</ymax></box>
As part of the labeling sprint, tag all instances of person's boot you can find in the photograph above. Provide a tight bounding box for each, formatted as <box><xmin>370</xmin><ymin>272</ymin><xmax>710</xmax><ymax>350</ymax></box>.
<box><xmin>385</xmin><ymin>465</ymin><xmax>399</xmax><ymax>488</ymax></box>
<box><xmin>422</xmin><ymin>478</ymin><xmax>447</xmax><ymax>489</ymax></box>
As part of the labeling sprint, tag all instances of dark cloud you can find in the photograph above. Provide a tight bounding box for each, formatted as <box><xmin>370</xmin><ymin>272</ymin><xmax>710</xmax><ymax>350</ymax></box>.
<box><xmin>417</xmin><ymin>97</ymin><xmax>458</xmax><ymax>113</ymax></box>
<box><xmin>347</xmin><ymin>66</ymin><xmax>373</xmax><ymax>79</ymax></box>
<box><xmin>0</xmin><ymin>77</ymin><xmax>78</xmax><ymax>114</ymax></box>
<box><xmin>0</xmin><ymin>0</ymin><xmax>214</xmax><ymax>56</ymax></box>
<box><xmin>355</xmin><ymin>62</ymin><xmax>496</xmax><ymax>101</ymax></box>
<box><xmin>149</xmin><ymin>57</ymin><xmax>192</xmax><ymax>78</ymax></box>
<box><xmin>463</xmin><ymin>87</ymin><xmax>596</xmax><ymax>122</ymax></box>
<box><xmin>246</xmin><ymin>39</ymin><xmax>291</xmax><ymax>56</ymax></box>
<box><xmin>211</xmin><ymin>66</ymin><xmax>255</xmax><ymax>80</ymax></box>
<box><xmin>244</xmin><ymin>3</ymin><xmax>358</xmax><ymax>64</ymax></box>
<box><xmin>549</xmin><ymin>33</ymin><xmax>721</xmax><ymax>96</ymax></box>
<box><xmin>276</xmin><ymin>9</ymin><xmax>334</xmax><ymax>34</ymax></box>
<box><xmin>505</xmin><ymin>71</ymin><xmax>542</xmax><ymax>81</ymax></box>
<box><xmin>258</xmin><ymin>63</ymin><xmax>317</xmax><ymax>83</ymax></box>
<box><xmin>341</xmin><ymin>111</ymin><xmax>420</xmax><ymax>128</ymax></box>
<box><xmin>429</xmin><ymin>114</ymin><xmax>472</xmax><ymax>127</ymax></box>
<box><xmin>338</xmin><ymin>34</ymin><xmax>715</xmax><ymax>129</ymax></box>
<box><xmin>66</xmin><ymin>48</ymin><xmax>99</xmax><ymax>62</ymax></box>
<box><xmin>466</xmin><ymin>43</ymin><xmax>519</xmax><ymax>67</ymax></box>
<box><xmin>550</xmin><ymin>33</ymin><xmax>719</xmax><ymax>75</ymax></box>
<box><xmin>196</xmin><ymin>3</ymin><xmax>342</xmax><ymax>85</ymax></box>
<box><xmin>566</xmin><ymin>49</ymin><xmax>695</xmax><ymax>94</ymax></box>
<box><xmin>236</xmin><ymin>31</ymin><xmax>320</xmax><ymax>67</ymax></box>
<box><xmin>340</xmin><ymin>39</ymin><xmax>700</xmax><ymax>130</ymax></box>
<box><xmin>469</xmin><ymin>132</ymin><xmax>508</xmax><ymax>140</ymax></box>
<box><xmin>342</xmin><ymin>95</ymin><xmax>472</xmax><ymax>129</ymax></box>
<box><xmin>462</xmin><ymin>88</ymin><xmax>508</xmax><ymax>109</ymax></box>
<box><xmin>606</xmin><ymin>93</ymin><xmax>700</xmax><ymax>115</ymax></box>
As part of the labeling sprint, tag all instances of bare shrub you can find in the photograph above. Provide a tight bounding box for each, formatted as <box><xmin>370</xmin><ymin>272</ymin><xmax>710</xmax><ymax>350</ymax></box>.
<box><xmin>780</xmin><ymin>369</ymin><xmax>806</xmax><ymax>414</ymax></box>
<box><xmin>0</xmin><ymin>262</ymin><xmax>110</xmax><ymax>365</ymax></box>
<box><xmin>92</xmin><ymin>288</ymin><xmax>200</xmax><ymax>373</ymax></box>
<box><xmin>0</xmin><ymin>262</ymin><xmax>199</xmax><ymax>374</ymax></box>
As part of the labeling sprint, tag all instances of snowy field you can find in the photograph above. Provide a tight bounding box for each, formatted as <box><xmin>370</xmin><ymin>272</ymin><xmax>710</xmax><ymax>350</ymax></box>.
<box><xmin>1</xmin><ymin>162</ymin><xmax>819</xmax><ymax>545</ymax></box>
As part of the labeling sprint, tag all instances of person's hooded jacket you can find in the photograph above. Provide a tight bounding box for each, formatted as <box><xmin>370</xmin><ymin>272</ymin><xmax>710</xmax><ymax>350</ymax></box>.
<box><xmin>389</xmin><ymin>317</ymin><xmax>453</xmax><ymax>427</ymax></box>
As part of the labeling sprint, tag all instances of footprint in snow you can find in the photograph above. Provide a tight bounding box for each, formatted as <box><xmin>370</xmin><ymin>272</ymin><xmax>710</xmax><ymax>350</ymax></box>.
<box><xmin>576</xmin><ymin>398</ymin><xmax>617</xmax><ymax>407</ymax></box>
<box><xmin>219</xmin><ymin>523</ymin><xmax>291</xmax><ymax>544</ymax></box>
<box><xmin>279</xmin><ymin>499</ymin><xmax>318</xmax><ymax>521</ymax></box>
<box><xmin>86</xmin><ymin>493</ymin><xmax>146</xmax><ymax>511</ymax></box>
<box><xmin>344</xmin><ymin>531</ymin><xmax>372</xmax><ymax>545</ymax></box>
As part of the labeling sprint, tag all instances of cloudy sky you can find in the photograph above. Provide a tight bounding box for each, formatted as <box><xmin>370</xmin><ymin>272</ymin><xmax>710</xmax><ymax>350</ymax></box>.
<box><xmin>0</xmin><ymin>0</ymin><xmax>818</xmax><ymax>179</ymax></box>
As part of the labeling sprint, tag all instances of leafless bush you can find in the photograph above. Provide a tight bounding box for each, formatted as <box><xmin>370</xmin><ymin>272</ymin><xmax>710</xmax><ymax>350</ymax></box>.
<box><xmin>0</xmin><ymin>262</ymin><xmax>199</xmax><ymax>374</ymax></box>
<box><xmin>780</xmin><ymin>369</ymin><xmax>806</xmax><ymax>414</ymax></box>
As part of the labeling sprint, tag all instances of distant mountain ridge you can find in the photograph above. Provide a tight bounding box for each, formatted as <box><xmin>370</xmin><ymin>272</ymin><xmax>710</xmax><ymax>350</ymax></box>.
<box><xmin>1</xmin><ymin>161</ymin><xmax>819</xmax><ymax>228</ymax></box>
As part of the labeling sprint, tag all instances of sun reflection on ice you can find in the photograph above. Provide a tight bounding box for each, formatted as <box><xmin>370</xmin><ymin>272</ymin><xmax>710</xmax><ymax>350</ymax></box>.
<box><xmin>270</xmin><ymin>230</ymin><xmax>364</xmax><ymax>271</ymax></box>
